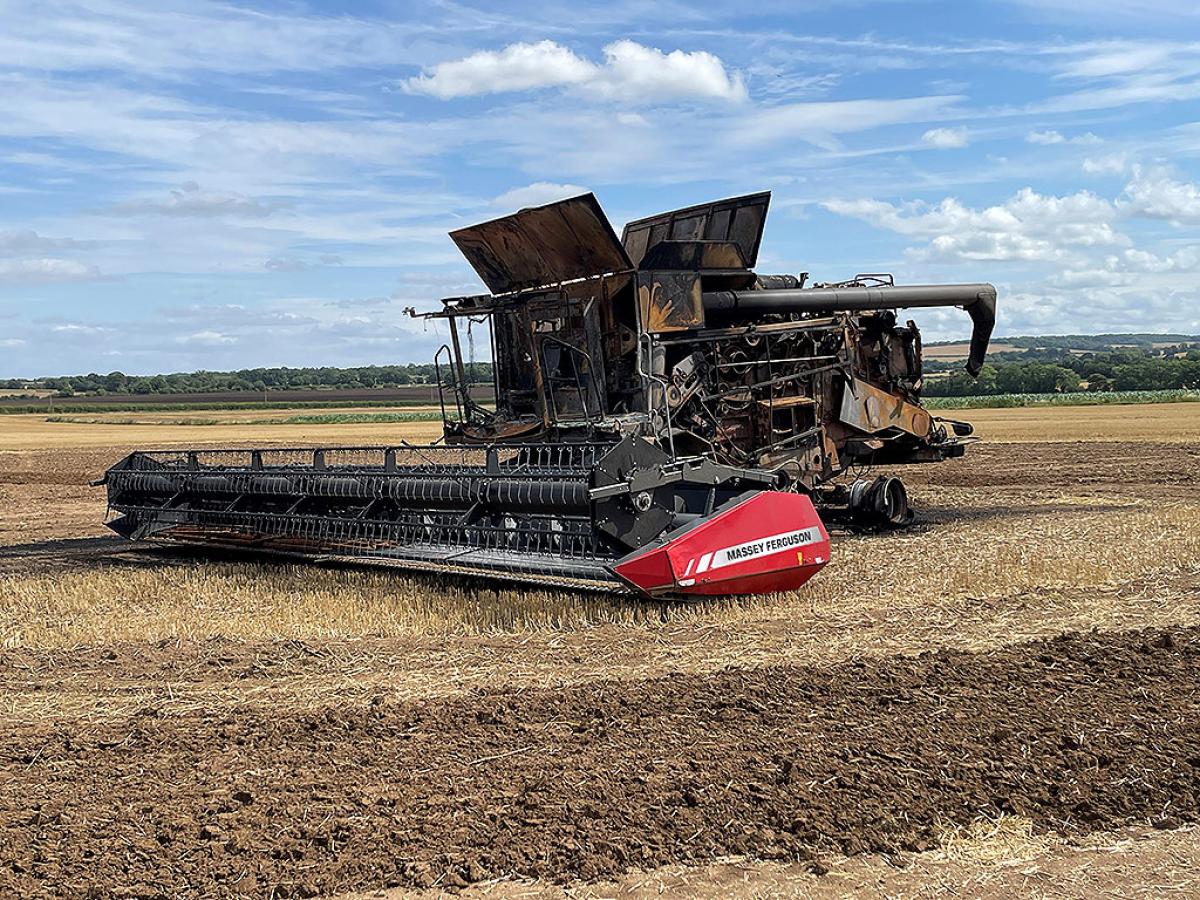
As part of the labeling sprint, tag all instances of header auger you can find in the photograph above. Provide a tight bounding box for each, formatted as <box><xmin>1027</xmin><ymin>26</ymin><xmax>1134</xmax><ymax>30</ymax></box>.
<box><xmin>101</xmin><ymin>191</ymin><xmax>995</xmax><ymax>597</ymax></box>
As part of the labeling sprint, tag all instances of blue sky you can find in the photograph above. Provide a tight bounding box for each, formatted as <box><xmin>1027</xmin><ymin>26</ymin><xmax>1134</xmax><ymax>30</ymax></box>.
<box><xmin>1</xmin><ymin>0</ymin><xmax>1199</xmax><ymax>378</ymax></box>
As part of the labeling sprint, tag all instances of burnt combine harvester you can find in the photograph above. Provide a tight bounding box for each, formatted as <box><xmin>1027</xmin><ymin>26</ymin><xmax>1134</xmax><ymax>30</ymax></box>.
<box><xmin>101</xmin><ymin>192</ymin><xmax>996</xmax><ymax>597</ymax></box>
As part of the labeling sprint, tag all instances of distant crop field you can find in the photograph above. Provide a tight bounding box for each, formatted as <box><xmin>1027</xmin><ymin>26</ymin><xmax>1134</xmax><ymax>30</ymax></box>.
<box><xmin>45</xmin><ymin>410</ymin><xmax>448</xmax><ymax>426</ymax></box>
<box><xmin>926</xmin><ymin>388</ymin><xmax>1200</xmax><ymax>409</ymax></box>
<box><xmin>923</xmin><ymin>341</ymin><xmax>1019</xmax><ymax>360</ymax></box>
<box><xmin>0</xmin><ymin>384</ymin><xmax>494</xmax><ymax>414</ymax></box>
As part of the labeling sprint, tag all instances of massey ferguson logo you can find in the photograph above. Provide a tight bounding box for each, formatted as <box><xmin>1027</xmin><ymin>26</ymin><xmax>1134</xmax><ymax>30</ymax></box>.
<box><xmin>686</xmin><ymin>526</ymin><xmax>822</xmax><ymax>577</ymax></box>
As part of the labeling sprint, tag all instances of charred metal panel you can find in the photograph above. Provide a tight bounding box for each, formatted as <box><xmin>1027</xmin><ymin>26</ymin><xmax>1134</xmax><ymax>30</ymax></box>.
<box><xmin>636</xmin><ymin>271</ymin><xmax>704</xmax><ymax>333</ymax></box>
<box><xmin>638</xmin><ymin>240</ymin><xmax>747</xmax><ymax>271</ymax></box>
<box><xmin>839</xmin><ymin>378</ymin><xmax>933</xmax><ymax>438</ymax></box>
<box><xmin>622</xmin><ymin>192</ymin><xmax>770</xmax><ymax>269</ymax></box>
<box><xmin>451</xmin><ymin>193</ymin><xmax>633</xmax><ymax>295</ymax></box>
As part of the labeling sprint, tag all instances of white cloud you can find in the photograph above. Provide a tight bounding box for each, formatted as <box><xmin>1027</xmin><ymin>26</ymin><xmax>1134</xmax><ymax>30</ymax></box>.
<box><xmin>1081</xmin><ymin>153</ymin><xmax>1129</xmax><ymax>175</ymax></box>
<box><xmin>402</xmin><ymin>40</ymin><xmax>746</xmax><ymax>103</ymax></box>
<box><xmin>179</xmin><ymin>330</ymin><xmax>237</xmax><ymax>346</ymax></box>
<box><xmin>1026</xmin><ymin>129</ymin><xmax>1066</xmax><ymax>144</ymax></box>
<box><xmin>921</xmin><ymin>126</ymin><xmax>969</xmax><ymax>148</ymax></box>
<box><xmin>403</xmin><ymin>41</ymin><xmax>593</xmax><ymax>99</ymax></box>
<box><xmin>1120</xmin><ymin>165</ymin><xmax>1200</xmax><ymax>224</ymax></box>
<box><xmin>1116</xmin><ymin>246</ymin><xmax>1200</xmax><ymax>272</ymax></box>
<box><xmin>1025</xmin><ymin>129</ymin><xmax>1104</xmax><ymax>145</ymax></box>
<box><xmin>824</xmin><ymin>187</ymin><xmax>1125</xmax><ymax>263</ymax></box>
<box><xmin>491</xmin><ymin>182</ymin><xmax>588</xmax><ymax>209</ymax></box>
<box><xmin>113</xmin><ymin>182</ymin><xmax>285</xmax><ymax>217</ymax></box>
<box><xmin>0</xmin><ymin>259</ymin><xmax>102</xmax><ymax>283</ymax></box>
<box><xmin>586</xmin><ymin>40</ymin><xmax>747</xmax><ymax>103</ymax></box>
<box><xmin>1015</xmin><ymin>40</ymin><xmax>1200</xmax><ymax>117</ymax></box>
<box><xmin>51</xmin><ymin>323</ymin><xmax>115</xmax><ymax>335</ymax></box>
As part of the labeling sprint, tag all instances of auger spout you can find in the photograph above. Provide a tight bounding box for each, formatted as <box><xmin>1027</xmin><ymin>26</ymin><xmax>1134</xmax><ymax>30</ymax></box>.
<box><xmin>702</xmin><ymin>283</ymin><xmax>998</xmax><ymax>376</ymax></box>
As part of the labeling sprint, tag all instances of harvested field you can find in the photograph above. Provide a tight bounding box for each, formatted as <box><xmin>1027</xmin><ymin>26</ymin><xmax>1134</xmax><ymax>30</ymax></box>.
<box><xmin>1</xmin><ymin>402</ymin><xmax>1199</xmax><ymax>897</ymax></box>
<box><xmin>923</xmin><ymin>340</ymin><xmax>1019</xmax><ymax>359</ymax></box>
<box><xmin>0</xmin><ymin>385</ymin><xmax>492</xmax><ymax>410</ymax></box>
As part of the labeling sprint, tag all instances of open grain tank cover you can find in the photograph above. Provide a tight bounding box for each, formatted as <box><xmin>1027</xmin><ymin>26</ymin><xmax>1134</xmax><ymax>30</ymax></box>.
<box><xmin>450</xmin><ymin>193</ymin><xmax>633</xmax><ymax>295</ymax></box>
<box><xmin>621</xmin><ymin>191</ymin><xmax>771</xmax><ymax>269</ymax></box>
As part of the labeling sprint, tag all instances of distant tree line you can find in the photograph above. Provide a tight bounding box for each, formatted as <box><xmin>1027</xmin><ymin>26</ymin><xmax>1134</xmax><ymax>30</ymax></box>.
<box><xmin>925</xmin><ymin>333</ymin><xmax>1200</xmax><ymax>353</ymax></box>
<box><xmin>0</xmin><ymin>363</ymin><xmax>495</xmax><ymax>397</ymax></box>
<box><xmin>926</xmin><ymin>347</ymin><xmax>1200</xmax><ymax>396</ymax></box>
<box><xmin>5</xmin><ymin>341</ymin><xmax>1199</xmax><ymax>399</ymax></box>
<box><xmin>1004</xmin><ymin>333</ymin><xmax>1200</xmax><ymax>351</ymax></box>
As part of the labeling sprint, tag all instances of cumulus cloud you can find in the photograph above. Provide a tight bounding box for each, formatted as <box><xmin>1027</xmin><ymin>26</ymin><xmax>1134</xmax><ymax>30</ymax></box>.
<box><xmin>491</xmin><ymin>182</ymin><xmax>588</xmax><ymax>209</ymax></box>
<box><xmin>1120</xmin><ymin>165</ymin><xmax>1200</xmax><ymax>224</ymax></box>
<box><xmin>588</xmin><ymin>41</ymin><xmax>746</xmax><ymax>102</ymax></box>
<box><xmin>1049</xmin><ymin>243</ymin><xmax>1200</xmax><ymax>291</ymax></box>
<box><xmin>0</xmin><ymin>258</ymin><xmax>102</xmax><ymax>283</ymax></box>
<box><xmin>402</xmin><ymin>40</ymin><xmax>746</xmax><ymax>103</ymax></box>
<box><xmin>1082</xmin><ymin>153</ymin><xmax>1129</xmax><ymax>175</ymax></box>
<box><xmin>1026</xmin><ymin>129</ymin><xmax>1066</xmax><ymax>144</ymax></box>
<box><xmin>403</xmin><ymin>41</ymin><xmax>592</xmax><ymax>99</ymax></box>
<box><xmin>1116</xmin><ymin>246</ymin><xmax>1200</xmax><ymax>272</ymax></box>
<box><xmin>824</xmin><ymin>187</ymin><xmax>1125</xmax><ymax>262</ymax></box>
<box><xmin>113</xmin><ymin>182</ymin><xmax>285</xmax><ymax>217</ymax></box>
<box><xmin>921</xmin><ymin>126</ymin><xmax>969</xmax><ymax>148</ymax></box>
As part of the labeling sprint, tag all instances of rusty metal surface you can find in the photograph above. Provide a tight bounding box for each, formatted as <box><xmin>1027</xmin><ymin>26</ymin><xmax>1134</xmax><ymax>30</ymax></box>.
<box><xmin>838</xmin><ymin>378</ymin><xmax>933</xmax><ymax>439</ymax></box>
<box><xmin>637</xmin><ymin>272</ymin><xmax>704</xmax><ymax>333</ymax></box>
<box><xmin>450</xmin><ymin>193</ymin><xmax>632</xmax><ymax>295</ymax></box>
<box><xmin>621</xmin><ymin>191</ymin><xmax>770</xmax><ymax>269</ymax></box>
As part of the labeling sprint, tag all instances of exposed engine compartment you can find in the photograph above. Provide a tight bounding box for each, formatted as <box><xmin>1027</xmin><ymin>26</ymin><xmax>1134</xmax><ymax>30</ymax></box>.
<box><xmin>422</xmin><ymin>191</ymin><xmax>994</xmax><ymax>525</ymax></box>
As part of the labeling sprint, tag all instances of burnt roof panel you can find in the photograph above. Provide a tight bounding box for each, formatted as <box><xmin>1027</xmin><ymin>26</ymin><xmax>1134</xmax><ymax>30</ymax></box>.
<box><xmin>450</xmin><ymin>193</ymin><xmax>633</xmax><ymax>295</ymax></box>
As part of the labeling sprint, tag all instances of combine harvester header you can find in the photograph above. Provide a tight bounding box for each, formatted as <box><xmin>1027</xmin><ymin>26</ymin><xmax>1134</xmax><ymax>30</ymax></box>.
<box><xmin>100</xmin><ymin>191</ymin><xmax>995</xmax><ymax>597</ymax></box>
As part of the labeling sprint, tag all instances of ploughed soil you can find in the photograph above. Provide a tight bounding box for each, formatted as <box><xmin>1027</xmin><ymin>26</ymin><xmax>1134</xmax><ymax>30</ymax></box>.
<box><xmin>4</xmin><ymin>626</ymin><xmax>1199</xmax><ymax>898</ymax></box>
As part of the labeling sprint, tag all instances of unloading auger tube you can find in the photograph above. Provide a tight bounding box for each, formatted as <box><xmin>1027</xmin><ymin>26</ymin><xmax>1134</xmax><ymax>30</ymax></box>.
<box><xmin>98</xmin><ymin>188</ymin><xmax>996</xmax><ymax>598</ymax></box>
<box><xmin>702</xmin><ymin>283</ymin><xmax>998</xmax><ymax>376</ymax></box>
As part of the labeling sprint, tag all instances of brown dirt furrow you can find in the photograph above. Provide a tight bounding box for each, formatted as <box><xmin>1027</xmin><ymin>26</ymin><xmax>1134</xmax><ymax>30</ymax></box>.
<box><xmin>2</xmin><ymin>626</ymin><xmax>1199</xmax><ymax>898</ymax></box>
<box><xmin>898</xmin><ymin>441</ymin><xmax>1200</xmax><ymax>495</ymax></box>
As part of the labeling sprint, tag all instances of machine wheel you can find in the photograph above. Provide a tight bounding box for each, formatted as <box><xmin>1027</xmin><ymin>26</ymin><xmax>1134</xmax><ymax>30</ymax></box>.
<box><xmin>848</xmin><ymin>475</ymin><xmax>912</xmax><ymax>528</ymax></box>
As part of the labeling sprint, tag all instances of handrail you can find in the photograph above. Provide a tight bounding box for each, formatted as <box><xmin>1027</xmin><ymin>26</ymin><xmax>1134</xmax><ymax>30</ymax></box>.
<box><xmin>538</xmin><ymin>336</ymin><xmax>598</xmax><ymax>423</ymax></box>
<box><xmin>433</xmin><ymin>343</ymin><xmax>461</xmax><ymax>425</ymax></box>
